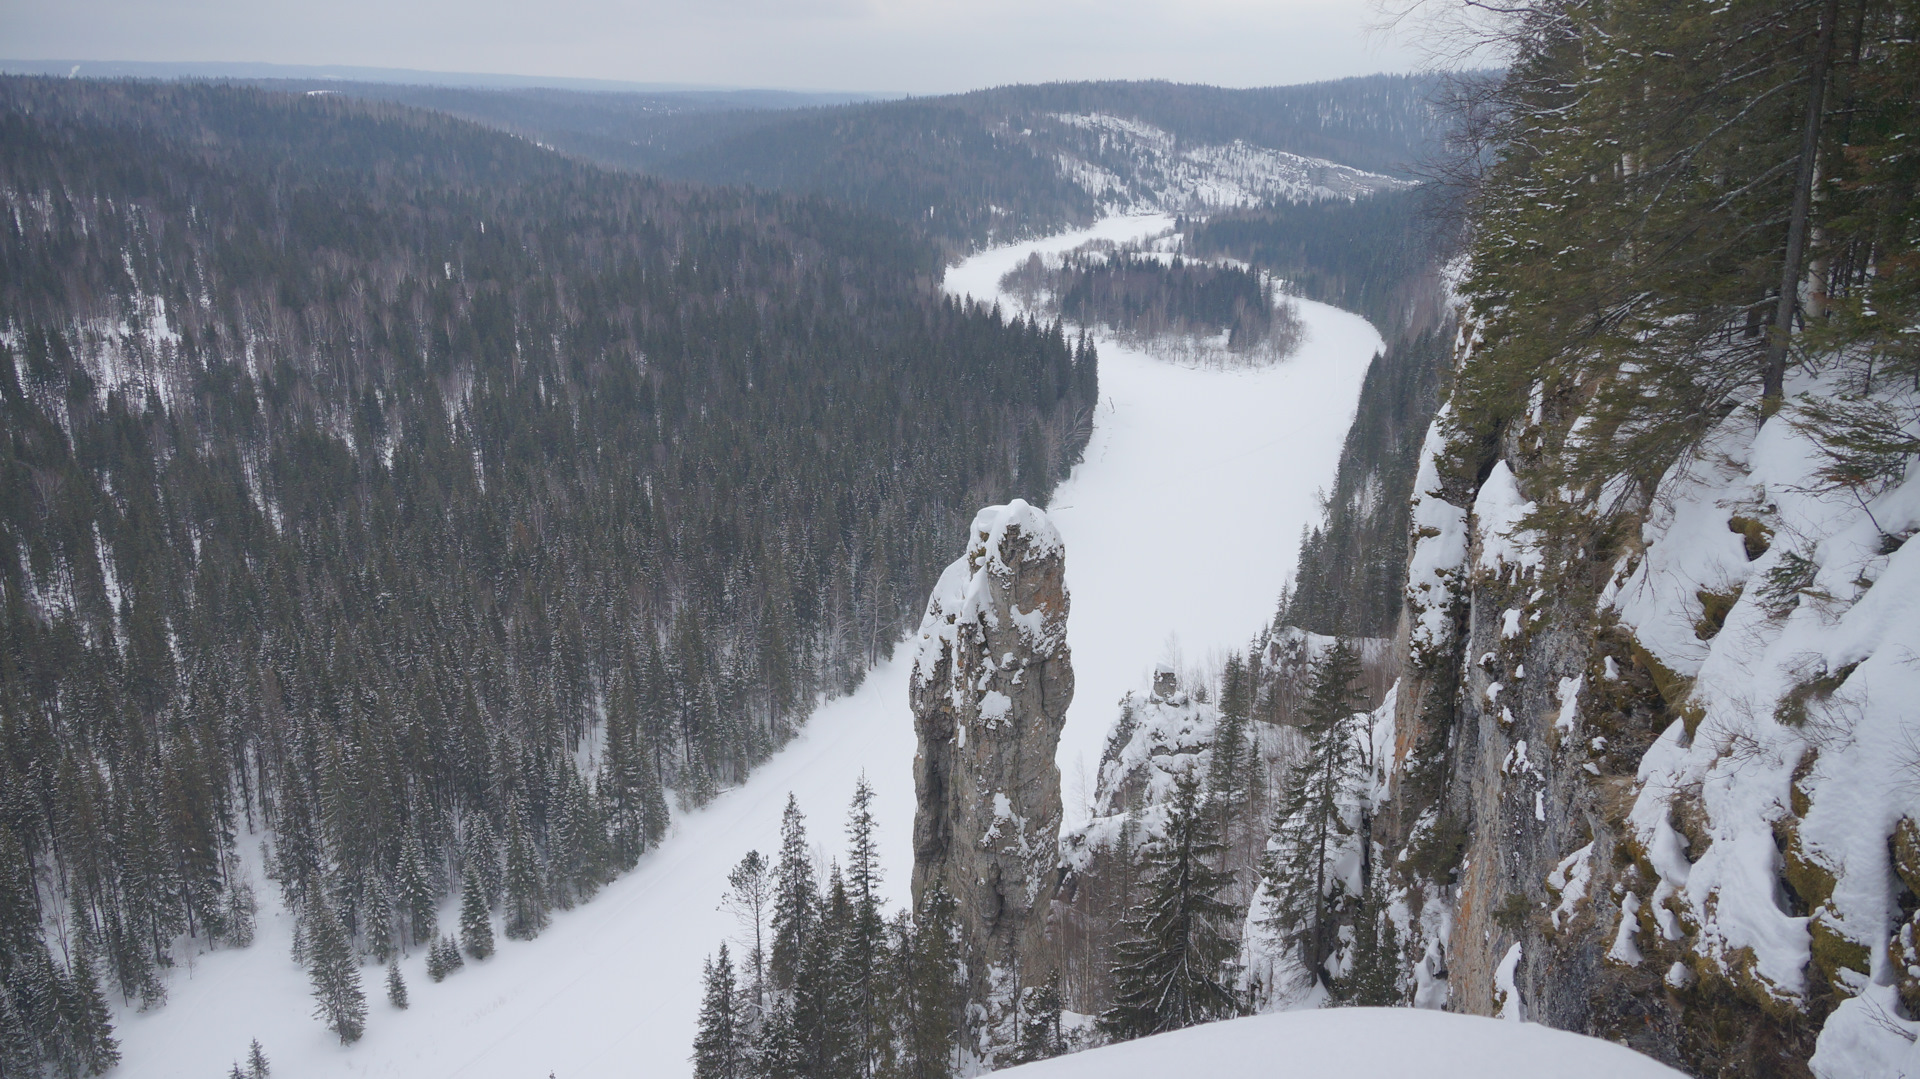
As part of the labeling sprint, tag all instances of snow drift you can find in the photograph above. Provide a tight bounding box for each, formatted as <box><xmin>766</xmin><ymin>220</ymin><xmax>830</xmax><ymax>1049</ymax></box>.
<box><xmin>992</xmin><ymin>1009</ymin><xmax>1686</xmax><ymax>1079</ymax></box>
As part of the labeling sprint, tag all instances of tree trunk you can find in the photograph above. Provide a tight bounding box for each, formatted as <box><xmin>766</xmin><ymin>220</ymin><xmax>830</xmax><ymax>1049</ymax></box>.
<box><xmin>1764</xmin><ymin>0</ymin><xmax>1844</xmax><ymax>402</ymax></box>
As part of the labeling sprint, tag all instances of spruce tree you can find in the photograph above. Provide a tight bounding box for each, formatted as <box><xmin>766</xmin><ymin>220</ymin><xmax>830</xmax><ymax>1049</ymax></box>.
<box><xmin>691</xmin><ymin>943</ymin><xmax>746</xmax><ymax>1079</ymax></box>
<box><xmin>899</xmin><ymin>885</ymin><xmax>961</xmax><ymax>1079</ymax></box>
<box><xmin>224</xmin><ymin>882</ymin><xmax>257</xmax><ymax>949</ymax></box>
<box><xmin>64</xmin><ymin>947</ymin><xmax>120</xmax><ymax>1074</ymax></box>
<box><xmin>386</xmin><ymin>960</ymin><xmax>409</xmax><ymax>1010</ymax></box>
<box><xmin>0</xmin><ymin>986</ymin><xmax>34</xmax><ymax>1077</ymax></box>
<box><xmin>463</xmin><ymin>817</ymin><xmax>502</xmax><ymax>910</ymax></box>
<box><xmin>1099</xmin><ymin>776</ymin><xmax>1241</xmax><ymax>1041</ymax></box>
<box><xmin>1332</xmin><ymin>882</ymin><xmax>1402</xmax><ymax>1007</ymax></box>
<box><xmin>396</xmin><ymin>832</ymin><xmax>437</xmax><ymax>948</ymax></box>
<box><xmin>502</xmin><ymin>798</ymin><xmax>549</xmax><ymax>941</ymax></box>
<box><xmin>1256</xmin><ymin>641</ymin><xmax>1363</xmax><ymax>995</ymax></box>
<box><xmin>247</xmin><ymin>1038</ymin><xmax>270</xmax><ymax>1077</ymax></box>
<box><xmin>843</xmin><ymin>778</ymin><xmax>886</xmax><ymax>1079</ymax></box>
<box><xmin>304</xmin><ymin>899</ymin><xmax>367</xmax><ymax>1044</ymax></box>
<box><xmin>364</xmin><ymin>878</ymin><xmax>396</xmax><ymax>964</ymax></box>
<box><xmin>459</xmin><ymin>872</ymin><xmax>494</xmax><ymax>961</ymax></box>
<box><xmin>1012</xmin><ymin>970</ymin><xmax>1065</xmax><ymax>1065</ymax></box>
<box><xmin>769</xmin><ymin>795</ymin><xmax>815</xmax><ymax>992</ymax></box>
<box><xmin>428</xmin><ymin>935</ymin><xmax>464</xmax><ymax>981</ymax></box>
<box><xmin>792</xmin><ymin>865</ymin><xmax>853</xmax><ymax>1079</ymax></box>
<box><xmin>1207</xmin><ymin>652</ymin><xmax>1254</xmax><ymax>826</ymax></box>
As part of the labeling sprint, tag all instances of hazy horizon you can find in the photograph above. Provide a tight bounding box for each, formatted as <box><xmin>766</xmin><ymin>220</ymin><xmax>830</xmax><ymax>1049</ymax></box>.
<box><xmin>0</xmin><ymin>0</ymin><xmax>1419</xmax><ymax>96</ymax></box>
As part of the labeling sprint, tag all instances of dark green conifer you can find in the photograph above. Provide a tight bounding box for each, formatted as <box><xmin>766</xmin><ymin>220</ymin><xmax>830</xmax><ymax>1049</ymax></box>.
<box><xmin>691</xmin><ymin>943</ymin><xmax>746</xmax><ymax>1079</ymax></box>
<box><xmin>502</xmin><ymin>798</ymin><xmax>548</xmax><ymax>941</ymax></box>
<box><xmin>1099</xmin><ymin>776</ymin><xmax>1241</xmax><ymax>1041</ymax></box>
<box><xmin>386</xmin><ymin>960</ymin><xmax>409</xmax><ymax>1010</ymax></box>
<box><xmin>305</xmin><ymin>899</ymin><xmax>367</xmax><ymax>1044</ymax></box>
<box><xmin>458</xmin><ymin>872</ymin><xmax>494</xmax><ymax>961</ymax></box>
<box><xmin>1013</xmin><ymin>970</ymin><xmax>1066</xmax><ymax>1065</ymax></box>
<box><xmin>769</xmin><ymin>795</ymin><xmax>815</xmax><ymax>992</ymax></box>
<box><xmin>1257</xmin><ymin>641</ymin><xmax>1364</xmax><ymax>995</ymax></box>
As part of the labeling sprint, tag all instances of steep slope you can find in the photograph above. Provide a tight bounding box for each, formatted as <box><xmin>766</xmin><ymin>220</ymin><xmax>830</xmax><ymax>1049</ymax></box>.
<box><xmin>1334</xmin><ymin>4</ymin><xmax>1920</xmax><ymax>1075</ymax></box>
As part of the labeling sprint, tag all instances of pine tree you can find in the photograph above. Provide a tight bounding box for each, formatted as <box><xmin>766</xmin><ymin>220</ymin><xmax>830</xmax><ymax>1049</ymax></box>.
<box><xmin>386</xmin><ymin>960</ymin><xmax>409</xmax><ymax>1010</ymax></box>
<box><xmin>427</xmin><ymin>935</ymin><xmax>464</xmax><ymax>981</ymax></box>
<box><xmin>0</xmin><ymin>988</ymin><xmax>35</xmax><ymax>1077</ymax></box>
<box><xmin>224</xmin><ymin>881</ymin><xmax>257</xmax><ymax>949</ymax></box>
<box><xmin>459</xmin><ymin>870</ymin><xmax>495</xmax><ymax>960</ymax></box>
<box><xmin>64</xmin><ymin>947</ymin><xmax>121</xmax><ymax>1074</ymax></box>
<box><xmin>721</xmin><ymin>850</ymin><xmax>772</xmax><ymax>1010</ymax></box>
<box><xmin>769</xmin><ymin>795</ymin><xmax>815</xmax><ymax>992</ymax></box>
<box><xmin>1332</xmin><ymin>881</ymin><xmax>1402</xmax><ymax>1007</ymax></box>
<box><xmin>502</xmin><ymin>797</ymin><xmax>548</xmax><ymax>941</ymax></box>
<box><xmin>396</xmin><ymin>830</ymin><xmax>437</xmax><ymax>948</ymax></box>
<box><xmin>1207</xmin><ymin>652</ymin><xmax>1254</xmax><ymax>826</ymax></box>
<box><xmin>305</xmin><ymin>898</ymin><xmax>367</xmax><ymax>1044</ymax></box>
<box><xmin>691</xmin><ymin>943</ymin><xmax>746</xmax><ymax>1079</ymax></box>
<box><xmin>247</xmin><ymin>1038</ymin><xmax>271</xmax><ymax>1077</ymax></box>
<box><xmin>1099</xmin><ymin>776</ymin><xmax>1241</xmax><ymax>1041</ymax></box>
<box><xmin>463</xmin><ymin>816</ymin><xmax>502</xmax><ymax>910</ymax></box>
<box><xmin>792</xmin><ymin>865</ymin><xmax>853</xmax><ymax>1079</ymax></box>
<box><xmin>364</xmin><ymin>877</ymin><xmax>396</xmax><ymax>963</ymax></box>
<box><xmin>1257</xmin><ymin>640</ymin><xmax>1364</xmax><ymax>996</ymax></box>
<box><xmin>842</xmin><ymin>778</ymin><xmax>887</xmax><ymax>1079</ymax></box>
<box><xmin>1012</xmin><ymin>970</ymin><xmax>1065</xmax><ymax>1065</ymax></box>
<box><xmin>897</xmin><ymin>886</ymin><xmax>961</xmax><ymax>1079</ymax></box>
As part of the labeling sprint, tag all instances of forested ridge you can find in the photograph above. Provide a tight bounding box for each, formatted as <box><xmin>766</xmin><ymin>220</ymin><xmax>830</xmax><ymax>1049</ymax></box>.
<box><xmin>657</xmin><ymin>77</ymin><xmax>1445</xmax><ymax>252</ymax></box>
<box><xmin>284</xmin><ymin>74</ymin><xmax>1446</xmax><ymax>254</ymax></box>
<box><xmin>0</xmin><ymin>77</ymin><xmax>1096</xmax><ymax>1072</ymax></box>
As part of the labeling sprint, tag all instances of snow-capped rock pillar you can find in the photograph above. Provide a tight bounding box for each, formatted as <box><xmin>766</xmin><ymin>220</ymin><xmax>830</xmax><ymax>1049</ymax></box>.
<box><xmin>910</xmin><ymin>499</ymin><xmax>1072</xmax><ymax>1004</ymax></box>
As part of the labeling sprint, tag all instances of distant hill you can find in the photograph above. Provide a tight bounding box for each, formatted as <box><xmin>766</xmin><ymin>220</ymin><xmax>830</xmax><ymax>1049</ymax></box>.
<box><xmin>169</xmin><ymin>74</ymin><xmax>1447</xmax><ymax>253</ymax></box>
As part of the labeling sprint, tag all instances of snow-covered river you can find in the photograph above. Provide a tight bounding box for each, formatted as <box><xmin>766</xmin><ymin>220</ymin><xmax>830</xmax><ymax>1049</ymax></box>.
<box><xmin>111</xmin><ymin>215</ymin><xmax>1380</xmax><ymax>1079</ymax></box>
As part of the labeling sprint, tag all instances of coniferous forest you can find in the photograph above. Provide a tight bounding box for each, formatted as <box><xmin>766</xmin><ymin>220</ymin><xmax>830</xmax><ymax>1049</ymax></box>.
<box><xmin>1001</xmin><ymin>252</ymin><xmax>1300</xmax><ymax>357</ymax></box>
<box><xmin>0</xmin><ymin>78</ymin><xmax>1096</xmax><ymax>1074</ymax></box>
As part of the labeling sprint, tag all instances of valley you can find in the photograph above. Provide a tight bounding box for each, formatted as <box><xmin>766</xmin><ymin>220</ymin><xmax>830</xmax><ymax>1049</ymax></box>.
<box><xmin>98</xmin><ymin>215</ymin><xmax>1378</xmax><ymax>1079</ymax></box>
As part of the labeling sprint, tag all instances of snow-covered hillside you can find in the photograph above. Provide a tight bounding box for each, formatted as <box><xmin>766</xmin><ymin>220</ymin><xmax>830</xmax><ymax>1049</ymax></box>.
<box><xmin>108</xmin><ymin>216</ymin><xmax>1379</xmax><ymax>1078</ymax></box>
<box><xmin>1045</xmin><ymin>113</ymin><xmax>1409</xmax><ymax>215</ymax></box>
<box><xmin>992</xmin><ymin>1008</ymin><xmax>1686</xmax><ymax>1079</ymax></box>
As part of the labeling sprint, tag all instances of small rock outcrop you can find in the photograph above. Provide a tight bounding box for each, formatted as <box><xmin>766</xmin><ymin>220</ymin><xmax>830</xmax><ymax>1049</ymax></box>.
<box><xmin>910</xmin><ymin>500</ymin><xmax>1073</xmax><ymax>1009</ymax></box>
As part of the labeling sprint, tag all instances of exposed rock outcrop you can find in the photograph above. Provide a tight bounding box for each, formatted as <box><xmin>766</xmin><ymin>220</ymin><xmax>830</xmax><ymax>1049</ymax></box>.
<box><xmin>910</xmin><ymin>500</ymin><xmax>1073</xmax><ymax>1013</ymax></box>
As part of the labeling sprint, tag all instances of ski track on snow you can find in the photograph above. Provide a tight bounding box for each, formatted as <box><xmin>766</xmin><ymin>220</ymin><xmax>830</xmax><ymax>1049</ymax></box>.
<box><xmin>111</xmin><ymin>213</ymin><xmax>1380</xmax><ymax>1079</ymax></box>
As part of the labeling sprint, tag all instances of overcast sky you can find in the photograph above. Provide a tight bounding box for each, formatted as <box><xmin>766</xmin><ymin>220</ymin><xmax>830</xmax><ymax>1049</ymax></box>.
<box><xmin>1</xmin><ymin>0</ymin><xmax>1423</xmax><ymax>94</ymax></box>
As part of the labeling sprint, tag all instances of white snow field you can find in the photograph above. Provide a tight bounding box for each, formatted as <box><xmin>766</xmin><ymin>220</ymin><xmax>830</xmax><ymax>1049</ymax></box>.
<box><xmin>110</xmin><ymin>215</ymin><xmax>1378</xmax><ymax>1078</ymax></box>
<box><xmin>993</xmin><ymin>1009</ymin><xmax>1688</xmax><ymax>1079</ymax></box>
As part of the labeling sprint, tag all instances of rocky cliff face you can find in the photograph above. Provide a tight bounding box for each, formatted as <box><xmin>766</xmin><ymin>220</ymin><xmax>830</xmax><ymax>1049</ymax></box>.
<box><xmin>1381</xmin><ymin>329</ymin><xmax>1920</xmax><ymax>1077</ymax></box>
<box><xmin>910</xmin><ymin>500</ymin><xmax>1074</xmax><ymax>1016</ymax></box>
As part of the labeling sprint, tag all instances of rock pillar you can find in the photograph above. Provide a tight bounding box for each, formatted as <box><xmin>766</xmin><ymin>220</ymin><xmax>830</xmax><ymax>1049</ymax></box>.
<box><xmin>909</xmin><ymin>499</ymin><xmax>1072</xmax><ymax>1006</ymax></box>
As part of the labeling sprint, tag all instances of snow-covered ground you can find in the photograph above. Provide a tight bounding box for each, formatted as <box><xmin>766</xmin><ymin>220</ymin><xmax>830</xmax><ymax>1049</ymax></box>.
<box><xmin>110</xmin><ymin>215</ymin><xmax>1378</xmax><ymax>1078</ymax></box>
<box><xmin>993</xmin><ymin>1009</ymin><xmax>1687</xmax><ymax>1079</ymax></box>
